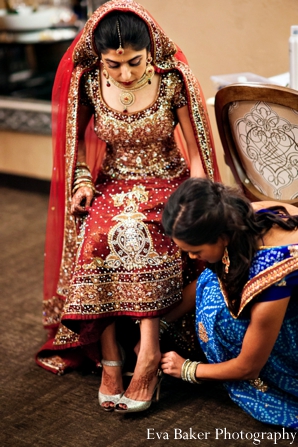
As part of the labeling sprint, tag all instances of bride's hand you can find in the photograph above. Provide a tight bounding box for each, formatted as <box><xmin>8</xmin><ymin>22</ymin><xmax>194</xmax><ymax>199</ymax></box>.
<box><xmin>71</xmin><ymin>186</ymin><xmax>94</xmax><ymax>215</ymax></box>
<box><xmin>160</xmin><ymin>351</ymin><xmax>185</xmax><ymax>379</ymax></box>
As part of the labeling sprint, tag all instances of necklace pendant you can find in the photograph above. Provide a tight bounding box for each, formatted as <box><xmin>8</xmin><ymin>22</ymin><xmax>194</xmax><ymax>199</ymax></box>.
<box><xmin>119</xmin><ymin>90</ymin><xmax>135</xmax><ymax>108</ymax></box>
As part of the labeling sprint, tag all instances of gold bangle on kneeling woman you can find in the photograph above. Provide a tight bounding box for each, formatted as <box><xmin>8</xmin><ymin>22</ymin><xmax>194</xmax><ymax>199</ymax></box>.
<box><xmin>181</xmin><ymin>359</ymin><xmax>202</xmax><ymax>384</ymax></box>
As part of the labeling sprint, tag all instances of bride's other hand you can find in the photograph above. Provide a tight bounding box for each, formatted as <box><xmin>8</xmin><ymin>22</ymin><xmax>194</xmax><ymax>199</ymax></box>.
<box><xmin>71</xmin><ymin>186</ymin><xmax>94</xmax><ymax>215</ymax></box>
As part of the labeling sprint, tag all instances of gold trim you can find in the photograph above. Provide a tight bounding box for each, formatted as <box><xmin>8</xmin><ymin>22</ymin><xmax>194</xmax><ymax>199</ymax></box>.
<box><xmin>239</xmin><ymin>256</ymin><xmax>298</xmax><ymax>317</ymax></box>
<box><xmin>220</xmin><ymin>248</ymin><xmax>298</xmax><ymax>319</ymax></box>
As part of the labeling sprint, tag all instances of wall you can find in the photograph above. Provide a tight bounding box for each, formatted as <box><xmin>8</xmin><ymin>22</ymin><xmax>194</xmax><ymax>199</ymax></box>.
<box><xmin>0</xmin><ymin>131</ymin><xmax>52</xmax><ymax>179</ymax></box>
<box><xmin>1</xmin><ymin>0</ymin><xmax>298</xmax><ymax>183</ymax></box>
<box><xmin>138</xmin><ymin>0</ymin><xmax>298</xmax><ymax>184</ymax></box>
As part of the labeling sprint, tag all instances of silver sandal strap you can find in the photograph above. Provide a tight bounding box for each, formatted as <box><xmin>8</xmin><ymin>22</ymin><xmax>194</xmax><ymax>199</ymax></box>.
<box><xmin>101</xmin><ymin>359</ymin><xmax>123</xmax><ymax>367</ymax></box>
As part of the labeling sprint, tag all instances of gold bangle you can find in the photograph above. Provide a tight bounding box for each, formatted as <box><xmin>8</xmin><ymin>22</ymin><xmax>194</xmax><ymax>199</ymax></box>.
<box><xmin>73</xmin><ymin>176</ymin><xmax>93</xmax><ymax>185</ymax></box>
<box><xmin>76</xmin><ymin>162</ymin><xmax>90</xmax><ymax>170</ymax></box>
<box><xmin>188</xmin><ymin>361</ymin><xmax>202</xmax><ymax>384</ymax></box>
<box><xmin>74</xmin><ymin>170</ymin><xmax>92</xmax><ymax>177</ymax></box>
<box><xmin>72</xmin><ymin>182</ymin><xmax>96</xmax><ymax>195</ymax></box>
<box><xmin>159</xmin><ymin>319</ymin><xmax>170</xmax><ymax>335</ymax></box>
<box><xmin>181</xmin><ymin>359</ymin><xmax>191</xmax><ymax>381</ymax></box>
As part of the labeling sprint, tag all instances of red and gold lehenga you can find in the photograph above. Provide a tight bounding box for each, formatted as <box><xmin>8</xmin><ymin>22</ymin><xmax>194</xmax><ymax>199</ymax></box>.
<box><xmin>36</xmin><ymin>0</ymin><xmax>220</xmax><ymax>374</ymax></box>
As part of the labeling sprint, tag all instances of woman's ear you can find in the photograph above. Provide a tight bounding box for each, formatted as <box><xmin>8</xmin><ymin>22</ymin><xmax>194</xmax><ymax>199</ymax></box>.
<box><xmin>220</xmin><ymin>235</ymin><xmax>230</xmax><ymax>247</ymax></box>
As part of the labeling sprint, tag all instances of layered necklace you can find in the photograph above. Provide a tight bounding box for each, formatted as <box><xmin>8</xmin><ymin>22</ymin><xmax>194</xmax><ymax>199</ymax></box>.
<box><xmin>109</xmin><ymin>71</ymin><xmax>154</xmax><ymax>113</ymax></box>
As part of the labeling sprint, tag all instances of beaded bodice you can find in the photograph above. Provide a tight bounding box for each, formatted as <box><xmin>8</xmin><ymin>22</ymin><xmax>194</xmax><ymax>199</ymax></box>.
<box><xmin>82</xmin><ymin>69</ymin><xmax>188</xmax><ymax>179</ymax></box>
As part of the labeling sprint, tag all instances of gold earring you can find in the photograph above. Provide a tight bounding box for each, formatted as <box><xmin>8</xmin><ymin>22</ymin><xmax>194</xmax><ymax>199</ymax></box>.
<box><xmin>146</xmin><ymin>56</ymin><xmax>154</xmax><ymax>84</ymax></box>
<box><xmin>102</xmin><ymin>65</ymin><xmax>110</xmax><ymax>87</ymax></box>
<box><xmin>222</xmin><ymin>247</ymin><xmax>230</xmax><ymax>274</ymax></box>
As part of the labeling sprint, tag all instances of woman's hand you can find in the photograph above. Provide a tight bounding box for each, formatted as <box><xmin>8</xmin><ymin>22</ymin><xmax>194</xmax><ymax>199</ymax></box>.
<box><xmin>71</xmin><ymin>186</ymin><xmax>94</xmax><ymax>215</ymax></box>
<box><xmin>161</xmin><ymin>351</ymin><xmax>185</xmax><ymax>379</ymax></box>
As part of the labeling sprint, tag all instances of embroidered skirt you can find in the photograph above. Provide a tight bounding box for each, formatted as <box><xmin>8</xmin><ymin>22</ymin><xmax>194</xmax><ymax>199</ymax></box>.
<box><xmin>36</xmin><ymin>174</ymin><xmax>202</xmax><ymax>373</ymax></box>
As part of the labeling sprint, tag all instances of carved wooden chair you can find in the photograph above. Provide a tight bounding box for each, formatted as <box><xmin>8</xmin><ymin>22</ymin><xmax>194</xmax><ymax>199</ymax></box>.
<box><xmin>215</xmin><ymin>83</ymin><xmax>298</xmax><ymax>205</ymax></box>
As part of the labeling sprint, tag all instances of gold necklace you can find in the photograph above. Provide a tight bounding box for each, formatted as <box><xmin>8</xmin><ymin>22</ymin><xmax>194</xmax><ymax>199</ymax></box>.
<box><xmin>109</xmin><ymin>72</ymin><xmax>153</xmax><ymax>112</ymax></box>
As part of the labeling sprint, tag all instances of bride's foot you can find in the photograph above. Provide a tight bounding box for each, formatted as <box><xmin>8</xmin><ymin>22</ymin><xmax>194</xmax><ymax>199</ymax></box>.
<box><xmin>98</xmin><ymin>359</ymin><xmax>124</xmax><ymax>411</ymax></box>
<box><xmin>115</xmin><ymin>353</ymin><xmax>162</xmax><ymax>413</ymax></box>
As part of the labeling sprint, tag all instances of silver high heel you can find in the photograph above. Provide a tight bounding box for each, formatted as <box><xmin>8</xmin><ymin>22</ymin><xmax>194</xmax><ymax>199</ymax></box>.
<box><xmin>98</xmin><ymin>358</ymin><xmax>124</xmax><ymax>412</ymax></box>
<box><xmin>115</xmin><ymin>369</ymin><xmax>163</xmax><ymax>414</ymax></box>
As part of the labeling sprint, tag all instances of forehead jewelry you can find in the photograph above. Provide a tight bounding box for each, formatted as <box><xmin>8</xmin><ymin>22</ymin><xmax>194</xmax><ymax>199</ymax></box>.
<box><xmin>116</xmin><ymin>20</ymin><xmax>124</xmax><ymax>55</ymax></box>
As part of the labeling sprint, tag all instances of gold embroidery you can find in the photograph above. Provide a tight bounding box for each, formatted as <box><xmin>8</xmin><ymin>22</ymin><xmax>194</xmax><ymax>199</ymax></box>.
<box><xmin>198</xmin><ymin>321</ymin><xmax>209</xmax><ymax>343</ymax></box>
<box><xmin>276</xmin><ymin>279</ymin><xmax>287</xmax><ymax>286</ymax></box>
<box><xmin>105</xmin><ymin>185</ymin><xmax>162</xmax><ymax>270</ymax></box>
<box><xmin>36</xmin><ymin>355</ymin><xmax>69</xmax><ymax>375</ymax></box>
<box><xmin>82</xmin><ymin>258</ymin><xmax>104</xmax><ymax>270</ymax></box>
<box><xmin>63</xmin><ymin>251</ymin><xmax>183</xmax><ymax>317</ymax></box>
<box><xmin>219</xmin><ymin>246</ymin><xmax>298</xmax><ymax>318</ymax></box>
<box><xmin>53</xmin><ymin>323</ymin><xmax>80</xmax><ymax>345</ymax></box>
<box><xmin>249</xmin><ymin>378</ymin><xmax>268</xmax><ymax>392</ymax></box>
<box><xmin>238</xmin><ymin>256</ymin><xmax>298</xmax><ymax>317</ymax></box>
<box><xmin>289</xmin><ymin>244</ymin><xmax>298</xmax><ymax>258</ymax></box>
<box><xmin>42</xmin><ymin>295</ymin><xmax>65</xmax><ymax>327</ymax></box>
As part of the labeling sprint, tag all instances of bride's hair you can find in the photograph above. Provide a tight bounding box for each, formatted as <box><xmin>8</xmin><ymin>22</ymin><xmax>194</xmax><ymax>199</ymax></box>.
<box><xmin>94</xmin><ymin>11</ymin><xmax>151</xmax><ymax>54</ymax></box>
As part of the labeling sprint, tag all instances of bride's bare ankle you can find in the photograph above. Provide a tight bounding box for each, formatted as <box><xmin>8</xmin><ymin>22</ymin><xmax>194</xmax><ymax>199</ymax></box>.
<box><xmin>137</xmin><ymin>350</ymin><xmax>161</xmax><ymax>367</ymax></box>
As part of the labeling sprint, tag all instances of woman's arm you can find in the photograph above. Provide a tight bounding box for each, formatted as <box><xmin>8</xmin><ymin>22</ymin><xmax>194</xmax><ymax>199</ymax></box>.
<box><xmin>176</xmin><ymin>106</ymin><xmax>206</xmax><ymax>178</ymax></box>
<box><xmin>161</xmin><ymin>296</ymin><xmax>290</xmax><ymax>381</ymax></box>
<box><xmin>162</xmin><ymin>280</ymin><xmax>197</xmax><ymax>324</ymax></box>
<box><xmin>71</xmin><ymin>105</ymin><xmax>94</xmax><ymax>215</ymax></box>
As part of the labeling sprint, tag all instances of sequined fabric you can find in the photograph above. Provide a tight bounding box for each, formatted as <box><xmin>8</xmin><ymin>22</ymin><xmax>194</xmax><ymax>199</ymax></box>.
<box><xmin>62</xmin><ymin>178</ymin><xmax>186</xmax><ymax>325</ymax></box>
<box><xmin>82</xmin><ymin>70</ymin><xmax>188</xmax><ymax>180</ymax></box>
<box><xmin>195</xmin><ymin>245</ymin><xmax>298</xmax><ymax>429</ymax></box>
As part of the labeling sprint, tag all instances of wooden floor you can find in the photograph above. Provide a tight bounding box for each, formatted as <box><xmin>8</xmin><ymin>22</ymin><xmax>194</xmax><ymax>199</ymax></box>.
<box><xmin>0</xmin><ymin>185</ymin><xmax>296</xmax><ymax>447</ymax></box>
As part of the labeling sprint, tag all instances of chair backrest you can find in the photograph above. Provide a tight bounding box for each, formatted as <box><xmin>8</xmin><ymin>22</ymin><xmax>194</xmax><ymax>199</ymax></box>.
<box><xmin>215</xmin><ymin>83</ymin><xmax>298</xmax><ymax>205</ymax></box>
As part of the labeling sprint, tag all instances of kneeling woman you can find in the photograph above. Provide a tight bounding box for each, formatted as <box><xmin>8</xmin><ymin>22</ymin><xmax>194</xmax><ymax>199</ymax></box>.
<box><xmin>161</xmin><ymin>178</ymin><xmax>298</xmax><ymax>429</ymax></box>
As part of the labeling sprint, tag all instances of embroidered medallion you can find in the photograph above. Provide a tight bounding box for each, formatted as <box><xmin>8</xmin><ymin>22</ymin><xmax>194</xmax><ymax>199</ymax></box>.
<box><xmin>105</xmin><ymin>185</ymin><xmax>162</xmax><ymax>270</ymax></box>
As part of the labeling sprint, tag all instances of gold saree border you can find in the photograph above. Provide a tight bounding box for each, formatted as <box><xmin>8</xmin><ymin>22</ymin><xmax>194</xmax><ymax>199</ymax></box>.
<box><xmin>220</xmin><ymin>246</ymin><xmax>298</xmax><ymax>319</ymax></box>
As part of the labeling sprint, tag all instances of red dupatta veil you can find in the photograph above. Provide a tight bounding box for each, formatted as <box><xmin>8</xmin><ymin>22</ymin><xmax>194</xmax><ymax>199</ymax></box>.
<box><xmin>43</xmin><ymin>0</ymin><xmax>220</xmax><ymax>334</ymax></box>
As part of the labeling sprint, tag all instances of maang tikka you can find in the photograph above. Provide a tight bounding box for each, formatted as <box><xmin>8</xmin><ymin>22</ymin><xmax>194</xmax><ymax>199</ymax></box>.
<box><xmin>116</xmin><ymin>19</ymin><xmax>124</xmax><ymax>55</ymax></box>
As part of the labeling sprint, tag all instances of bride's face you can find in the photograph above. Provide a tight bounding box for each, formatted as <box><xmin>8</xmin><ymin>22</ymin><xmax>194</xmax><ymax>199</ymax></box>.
<box><xmin>101</xmin><ymin>47</ymin><xmax>148</xmax><ymax>86</ymax></box>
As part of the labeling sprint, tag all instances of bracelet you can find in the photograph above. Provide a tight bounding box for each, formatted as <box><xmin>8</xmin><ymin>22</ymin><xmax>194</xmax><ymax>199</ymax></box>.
<box><xmin>188</xmin><ymin>361</ymin><xmax>202</xmax><ymax>384</ymax></box>
<box><xmin>76</xmin><ymin>162</ymin><xmax>91</xmax><ymax>170</ymax></box>
<box><xmin>74</xmin><ymin>171</ymin><xmax>92</xmax><ymax>181</ymax></box>
<box><xmin>181</xmin><ymin>359</ymin><xmax>192</xmax><ymax>381</ymax></box>
<box><xmin>159</xmin><ymin>319</ymin><xmax>170</xmax><ymax>335</ymax></box>
<box><xmin>181</xmin><ymin>359</ymin><xmax>202</xmax><ymax>384</ymax></box>
<box><xmin>73</xmin><ymin>176</ymin><xmax>93</xmax><ymax>186</ymax></box>
<box><xmin>72</xmin><ymin>182</ymin><xmax>96</xmax><ymax>195</ymax></box>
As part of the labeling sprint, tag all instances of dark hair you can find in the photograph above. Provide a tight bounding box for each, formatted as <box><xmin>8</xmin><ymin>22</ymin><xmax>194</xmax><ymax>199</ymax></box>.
<box><xmin>162</xmin><ymin>178</ymin><xmax>298</xmax><ymax>314</ymax></box>
<box><xmin>94</xmin><ymin>11</ymin><xmax>151</xmax><ymax>54</ymax></box>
